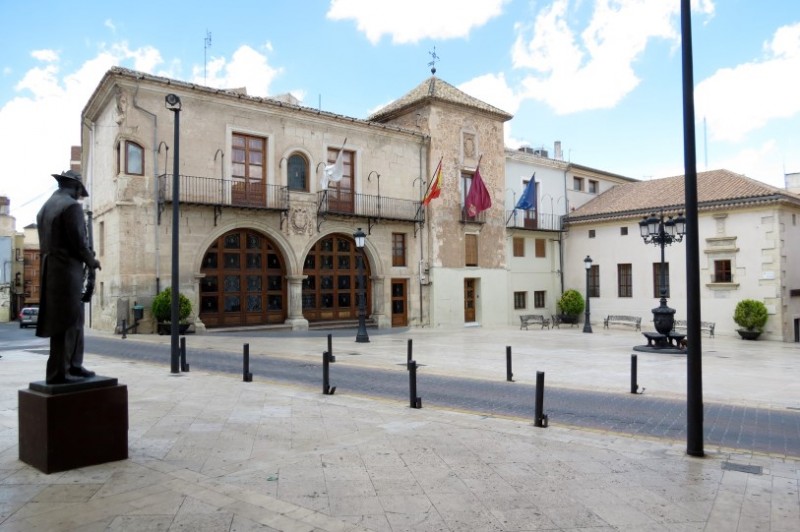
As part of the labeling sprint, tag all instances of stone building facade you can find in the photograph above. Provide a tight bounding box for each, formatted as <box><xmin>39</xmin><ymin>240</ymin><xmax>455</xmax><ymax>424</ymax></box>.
<box><xmin>563</xmin><ymin>170</ymin><xmax>800</xmax><ymax>341</ymax></box>
<box><xmin>80</xmin><ymin>68</ymin><xmax>513</xmax><ymax>332</ymax></box>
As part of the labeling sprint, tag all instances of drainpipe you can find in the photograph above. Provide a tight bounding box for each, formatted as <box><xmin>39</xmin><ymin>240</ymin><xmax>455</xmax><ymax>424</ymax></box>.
<box><xmin>559</xmin><ymin>163</ymin><xmax>571</xmax><ymax>295</ymax></box>
<box><xmin>132</xmin><ymin>84</ymin><xmax>161</xmax><ymax>295</ymax></box>
<box><xmin>419</xmin><ymin>138</ymin><xmax>426</xmax><ymax>327</ymax></box>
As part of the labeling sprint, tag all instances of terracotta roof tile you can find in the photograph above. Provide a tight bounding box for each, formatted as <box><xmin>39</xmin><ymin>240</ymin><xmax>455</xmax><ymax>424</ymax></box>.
<box><xmin>368</xmin><ymin>76</ymin><xmax>513</xmax><ymax>122</ymax></box>
<box><xmin>568</xmin><ymin>169</ymin><xmax>800</xmax><ymax>221</ymax></box>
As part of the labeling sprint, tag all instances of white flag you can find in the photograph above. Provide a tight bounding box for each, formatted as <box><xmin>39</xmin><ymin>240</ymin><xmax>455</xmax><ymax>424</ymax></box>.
<box><xmin>320</xmin><ymin>140</ymin><xmax>346</xmax><ymax>190</ymax></box>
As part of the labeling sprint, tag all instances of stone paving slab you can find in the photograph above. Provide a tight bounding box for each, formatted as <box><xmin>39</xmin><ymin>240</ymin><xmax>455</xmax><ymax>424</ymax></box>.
<box><xmin>1</xmin><ymin>330</ymin><xmax>799</xmax><ymax>531</ymax></box>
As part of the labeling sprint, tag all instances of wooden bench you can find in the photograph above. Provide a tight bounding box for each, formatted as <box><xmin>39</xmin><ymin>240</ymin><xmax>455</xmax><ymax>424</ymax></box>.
<box><xmin>673</xmin><ymin>319</ymin><xmax>715</xmax><ymax>337</ymax></box>
<box><xmin>603</xmin><ymin>315</ymin><xmax>642</xmax><ymax>331</ymax></box>
<box><xmin>519</xmin><ymin>314</ymin><xmax>550</xmax><ymax>330</ymax></box>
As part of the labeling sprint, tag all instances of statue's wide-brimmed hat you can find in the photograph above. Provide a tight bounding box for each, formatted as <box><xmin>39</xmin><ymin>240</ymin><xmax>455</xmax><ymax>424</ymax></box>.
<box><xmin>51</xmin><ymin>170</ymin><xmax>89</xmax><ymax>197</ymax></box>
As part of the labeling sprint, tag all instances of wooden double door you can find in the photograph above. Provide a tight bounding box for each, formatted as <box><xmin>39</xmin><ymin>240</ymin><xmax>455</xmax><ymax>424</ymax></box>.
<box><xmin>199</xmin><ymin>229</ymin><xmax>286</xmax><ymax>328</ymax></box>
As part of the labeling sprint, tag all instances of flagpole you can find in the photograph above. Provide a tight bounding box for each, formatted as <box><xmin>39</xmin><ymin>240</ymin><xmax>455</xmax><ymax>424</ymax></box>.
<box><xmin>421</xmin><ymin>156</ymin><xmax>443</xmax><ymax>203</ymax></box>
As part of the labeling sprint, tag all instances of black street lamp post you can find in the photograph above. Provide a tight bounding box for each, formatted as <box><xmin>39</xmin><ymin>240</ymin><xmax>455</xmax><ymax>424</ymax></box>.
<box><xmin>353</xmin><ymin>228</ymin><xmax>370</xmax><ymax>343</ymax></box>
<box><xmin>639</xmin><ymin>211</ymin><xmax>686</xmax><ymax>339</ymax></box>
<box><xmin>165</xmin><ymin>93</ymin><xmax>181</xmax><ymax>374</ymax></box>
<box><xmin>583</xmin><ymin>255</ymin><xmax>593</xmax><ymax>333</ymax></box>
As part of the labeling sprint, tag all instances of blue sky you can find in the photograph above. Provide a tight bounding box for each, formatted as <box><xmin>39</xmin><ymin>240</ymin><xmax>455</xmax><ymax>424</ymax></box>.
<box><xmin>2</xmin><ymin>0</ymin><xmax>799</xmax><ymax>226</ymax></box>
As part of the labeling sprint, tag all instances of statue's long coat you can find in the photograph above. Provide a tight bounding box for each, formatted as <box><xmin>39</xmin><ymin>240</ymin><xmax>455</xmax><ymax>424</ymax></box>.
<box><xmin>35</xmin><ymin>190</ymin><xmax>93</xmax><ymax>337</ymax></box>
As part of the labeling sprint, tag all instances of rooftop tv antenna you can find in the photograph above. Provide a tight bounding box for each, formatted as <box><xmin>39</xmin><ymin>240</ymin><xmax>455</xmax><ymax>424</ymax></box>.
<box><xmin>204</xmin><ymin>30</ymin><xmax>212</xmax><ymax>84</ymax></box>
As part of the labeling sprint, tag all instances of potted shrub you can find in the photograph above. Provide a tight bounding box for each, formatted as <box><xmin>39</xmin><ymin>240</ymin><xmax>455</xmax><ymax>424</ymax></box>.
<box><xmin>152</xmin><ymin>287</ymin><xmax>193</xmax><ymax>335</ymax></box>
<box><xmin>557</xmin><ymin>289</ymin><xmax>585</xmax><ymax>324</ymax></box>
<box><xmin>733</xmin><ymin>299</ymin><xmax>768</xmax><ymax>340</ymax></box>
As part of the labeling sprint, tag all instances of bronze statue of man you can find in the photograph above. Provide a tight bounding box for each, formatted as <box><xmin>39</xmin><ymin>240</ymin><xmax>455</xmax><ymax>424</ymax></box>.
<box><xmin>36</xmin><ymin>170</ymin><xmax>101</xmax><ymax>384</ymax></box>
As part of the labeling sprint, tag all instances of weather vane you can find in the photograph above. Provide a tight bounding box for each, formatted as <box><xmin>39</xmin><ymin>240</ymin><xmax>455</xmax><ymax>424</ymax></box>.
<box><xmin>428</xmin><ymin>46</ymin><xmax>439</xmax><ymax>76</ymax></box>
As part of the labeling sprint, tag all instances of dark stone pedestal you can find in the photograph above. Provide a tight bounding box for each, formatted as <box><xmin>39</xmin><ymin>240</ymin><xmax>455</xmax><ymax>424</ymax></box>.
<box><xmin>18</xmin><ymin>376</ymin><xmax>128</xmax><ymax>474</ymax></box>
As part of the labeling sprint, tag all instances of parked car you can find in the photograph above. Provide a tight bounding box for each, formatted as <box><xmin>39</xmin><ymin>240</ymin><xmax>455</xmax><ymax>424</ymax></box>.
<box><xmin>18</xmin><ymin>307</ymin><xmax>38</xmax><ymax>329</ymax></box>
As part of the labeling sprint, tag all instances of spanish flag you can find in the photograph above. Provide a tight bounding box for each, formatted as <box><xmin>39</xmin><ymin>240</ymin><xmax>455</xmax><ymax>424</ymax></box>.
<box><xmin>422</xmin><ymin>157</ymin><xmax>443</xmax><ymax>206</ymax></box>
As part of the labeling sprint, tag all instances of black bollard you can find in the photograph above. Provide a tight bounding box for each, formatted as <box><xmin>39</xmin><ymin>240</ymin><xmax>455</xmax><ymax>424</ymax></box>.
<box><xmin>242</xmin><ymin>343</ymin><xmax>252</xmax><ymax>382</ymax></box>
<box><xmin>631</xmin><ymin>354</ymin><xmax>643</xmax><ymax>394</ymax></box>
<box><xmin>408</xmin><ymin>360</ymin><xmax>422</xmax><ymax>408</ymax></box>
<box><xmin>323</xmin><ymin>333</ymin><xmax>336</xmax><ymax>395</ymax></box>
<box><xmin>534</xmin><ymin>371</ymin><xmax>548</xmax><ymax>427</ymax></box>
<box><xmin>407</xmin><ymin>338</ymin><xmax>413</xmax><ymax>364</ymax></box>
<box><xmin>180</xmin><ymin>336</ymin><xmax>189</xmax><ymax>372</ymax></box>
<box><xmin>506</xmin><ymin>345</ymin><xmax>514</xmax><ymax>382</ymax></box>
<box><xmin>121</xmin><ymin>319</ymin><xmax>127</xmax><ymax>339</ymax></box>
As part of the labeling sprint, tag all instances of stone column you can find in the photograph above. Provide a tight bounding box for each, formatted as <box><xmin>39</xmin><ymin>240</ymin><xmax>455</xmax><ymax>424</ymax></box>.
<box><xmin>285</xmin><ymin>274</ymin><xmax>309</xmax><ymax>331</ymax></box>
<box><xmin>371</xmin><ymin>275</ymin><xmax>389</xmax><ymax>328</ymax></box>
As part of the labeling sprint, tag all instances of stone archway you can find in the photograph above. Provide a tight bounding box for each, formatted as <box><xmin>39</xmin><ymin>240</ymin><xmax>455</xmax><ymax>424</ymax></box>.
<box><xmin>301</xmin><ymin>233</ymin><xmax>371</xmax><ymax>322</ymax></box>
<box><xmin>199</xmin><ymin>229</ymin><xmax>287</xmax><ymax>328</ymax></box>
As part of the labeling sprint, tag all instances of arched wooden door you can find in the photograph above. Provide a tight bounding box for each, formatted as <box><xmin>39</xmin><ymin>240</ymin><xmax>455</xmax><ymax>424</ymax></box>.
<box><xmin>199</xmin><ymin>229</ymin><xmax>286</xmax><ymax>327</ymax></box>
<box><xmin>302</xmin><ymin>233</ymin><xmax>371</xmax><ymax>322</ymax></box>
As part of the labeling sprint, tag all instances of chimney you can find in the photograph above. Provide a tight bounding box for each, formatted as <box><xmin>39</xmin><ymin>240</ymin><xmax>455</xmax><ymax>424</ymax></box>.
<box><xmin>554</xmin><ymin>141</ymin><xmax>563</xmax><ymax>161</ymax></box>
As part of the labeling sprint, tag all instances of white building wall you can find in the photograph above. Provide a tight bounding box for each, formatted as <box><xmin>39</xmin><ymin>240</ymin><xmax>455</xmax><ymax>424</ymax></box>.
<box><xmin>564</xmin><ymin>204</ymin><xmax>800</xmax><ymax>341</ymax></box>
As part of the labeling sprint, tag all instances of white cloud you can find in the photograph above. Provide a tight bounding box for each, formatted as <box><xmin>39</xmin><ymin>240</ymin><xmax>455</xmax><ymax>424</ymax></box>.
<box><xmin>326</xmin><ymin>0</ymin><xmax>508</xmax><ymax>44</ymax></box>
<box><xmin>709</xmin><ymin>140</ymin><xmax>787</xmax><ymax>188</ymax></box>
<box><xmin>31</xmin><ymin>49</ymin><xmax>59</xmax><ymax>63</ymax></box>
<box><xmin>459</xmin><ymin>72</ymin><xmax>520</xmax><ymax>115</ymax></box>
<box><xmin>696</xmin><ymin>22</ymin><xmax>800</xmax><ymax>142</ymax></box>
<box><xmin>513</xmin><ymin>0</ymin><xmax>681</xmax><ymax>114</ymax></box>
<box><xmin>191</xmin><ymin>45</ymin><xmax>281</xmax><ymax>97</ymax></box>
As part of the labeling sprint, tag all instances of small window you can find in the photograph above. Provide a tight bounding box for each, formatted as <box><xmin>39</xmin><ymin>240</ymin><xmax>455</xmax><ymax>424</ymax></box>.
<box><xmin>513</xmin><ymin>237</ymin><xmax>525</xmax><ymax>257</ymax></box>
<box><xmin>119</xmin><ymin>140</ymin><xmax>144</xmax><ymax>175</ymax></box>
<box><xmin>589</xmin><ymin>265</ymin><xmax>599</xmax><ymax>297</ymax></box>
<box><xmin>653</xmin><ymin>262</ymin><xmax>670</xmax><ymax>297</ymax></box>
<box><xmin>535</xmin><ymin>238</ymin><xmax>546</xmax><ymax>258</ymax></box>
<box><xmin>714</xmin><ymin>259</ymin><xmax>732</xmax><ymax>283</ymax></box>
<box><xmin>98</xmin><ymin>221</ymin><xmax>105</xmax><ymax>257</ymax></box>
<box><xmin>287</xmin><ymin>153</ymin><xmax>308</xmax><ymax>191</ymax></box>
<box><xmin>573</xmin><ymin>177</ymin><xmax>584</xmax><ymax>191</ymax></box>
<box><xmin>620</xmin><ymin>227</ymin><xmax>628</xmax><ymax>236</ymax></box>
<box><xmin>465</xmin><ymin>234</ymin><xmax>478</xmax><ymax>266</ymax></box>
<box><xmin>618</xmin><ymin>264</ymin><xmax>632</xmax><ymax>298</ymax></box>
<box><xmin>588</xmin><ymin>180</ymin><xmax>598</xmax><ymax>194</ymax></box>
<box><xmin>514</xmin><ymin>291</ymin><xmax>527</xmax><ymax>310</ymax></box>
<box><xmin>589</xmin><ymin>229</ymin><xmax>596</xmax><ymax>238</ymax></box>
<box><xmin>534</xmin><ymin>291</ymin><xmax>545</xmax><ymax>308</ymax></box>
<box><xmin>392</xmin><ymin>233</ymin><xmax>406</xmax><ymax>267</ymax></box>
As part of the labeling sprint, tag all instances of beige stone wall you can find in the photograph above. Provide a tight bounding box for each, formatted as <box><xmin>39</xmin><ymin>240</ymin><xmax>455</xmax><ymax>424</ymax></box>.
<box><xmin>82</xmin><ymin>73</ymin><xmax>428</xmax><ymax>332</ymax></box>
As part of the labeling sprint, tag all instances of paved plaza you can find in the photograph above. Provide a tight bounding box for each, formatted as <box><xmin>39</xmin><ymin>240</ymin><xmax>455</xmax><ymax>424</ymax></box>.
<box><xmin>1</xmin><ymin>324</ymin><xmax>798</xmax><ymax>531</ymax></box>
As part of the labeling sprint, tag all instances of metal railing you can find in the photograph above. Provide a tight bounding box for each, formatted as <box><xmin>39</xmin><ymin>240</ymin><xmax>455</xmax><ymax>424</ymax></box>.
<box><xmin>317</xmin><ymin>190</ymin><xmax>423</xmax><ymax>223</ymax></box>
<box><xmin>505</xmin><ymin>211</ymin><xmax>564</xmax><ymax>231</ymax></box>
<box><xmin>158</xmin><ymin>174</ymin><xmax>289</xmax><ymax>211</ymax></box>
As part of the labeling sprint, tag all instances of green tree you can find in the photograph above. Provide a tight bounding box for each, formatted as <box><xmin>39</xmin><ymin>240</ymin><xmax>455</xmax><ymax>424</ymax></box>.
<box><xmin>558</xmin><ymin>289</ymin><xmax>585</xmax><ymax>316</ymax></box>
<box><xmin>733</xmin><ymin>299</ymin><xmax>768</xmax><ymax>331</ymax></box>
<box><xmin>151</xmin><ymin>288</ymin><xmax>192</xmax><ymax>323</ymax></box>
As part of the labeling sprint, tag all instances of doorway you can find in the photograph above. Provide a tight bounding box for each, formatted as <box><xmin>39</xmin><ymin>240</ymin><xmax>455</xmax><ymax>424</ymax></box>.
<box><xmin>391</xmin><ymin>279</ymin><xmax>408</xmax><ymax>327</ymax></box>
<box><xmin>464</xmin><ymin>278</ymin><xmax>476</xmax><ymax>323</ymax></box>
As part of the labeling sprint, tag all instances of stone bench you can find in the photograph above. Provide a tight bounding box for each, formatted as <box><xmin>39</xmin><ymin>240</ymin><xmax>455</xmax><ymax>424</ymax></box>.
<box><xmin>603</xmin><ymin>315</ymin><xmax>642</xmax><ymax>331</ymax></box>
<box><xmin>673</xmin><ymin>319</ymin><xmax>715</xmax><ymax>337</ymax></box>
<box><xmin>519</xmin><ymin>314</ymin><xmax>549</xmax><ymax>330</ymax></box>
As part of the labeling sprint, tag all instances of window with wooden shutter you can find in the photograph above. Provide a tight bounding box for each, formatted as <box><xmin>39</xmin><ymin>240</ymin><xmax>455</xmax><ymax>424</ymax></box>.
<box><xmin>465</xmin><ymin>234</ymin><xmax>478</xmax><ymax>266</ymax></box>
<box><xmin>535</xmin><ymin>238</ymin><xmax>546</xmax><ymax>258</ymax></box>
<box><xmin>513</xmin><ymin>237</ymin><xmax>524</xmax><ymax>257</ymax></box>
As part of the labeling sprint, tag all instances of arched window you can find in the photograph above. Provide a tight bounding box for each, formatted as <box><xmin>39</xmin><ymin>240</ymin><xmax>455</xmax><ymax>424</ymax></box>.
<box><xmin>118</xmin><ymin>140</ymin><xmax>144</xmax><ymax>175</ymax></box>
<box><xmin>287</xmin><ymin>153</ymin><xmax>308</xmax><ymax>191</ymax></box>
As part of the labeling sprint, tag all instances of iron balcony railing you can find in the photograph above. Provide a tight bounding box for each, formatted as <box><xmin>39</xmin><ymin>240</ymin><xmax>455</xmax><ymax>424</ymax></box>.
<box><xmin>317</xmin><ymin>190</ymin><xmax>423</xmax><ymax>223</ymax></box>
<box><xmin>505</xmin><ymin>210</ymin><xmax>564</xmax><ymax>231</ymax></box>
<box><xmin>158</xmin><ymin>174</ymin><xmax>289</xmax><ymax>211</ymax></box>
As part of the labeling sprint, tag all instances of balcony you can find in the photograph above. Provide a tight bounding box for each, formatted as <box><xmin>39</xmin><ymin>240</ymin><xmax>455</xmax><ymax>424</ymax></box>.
<box><xmin>158</xmin><ymin>174</ymin><xmax>289</xmax><ymax>211</ymax></box>
<box><xmin>316</xmin><ymin>190</ymin><xmax>423</xmax><ymax>231</ymax></box>
<box><xmin>506</xmin><ymin>210</ymin><xmax>564</xmax><ymax>231</ymax></box>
